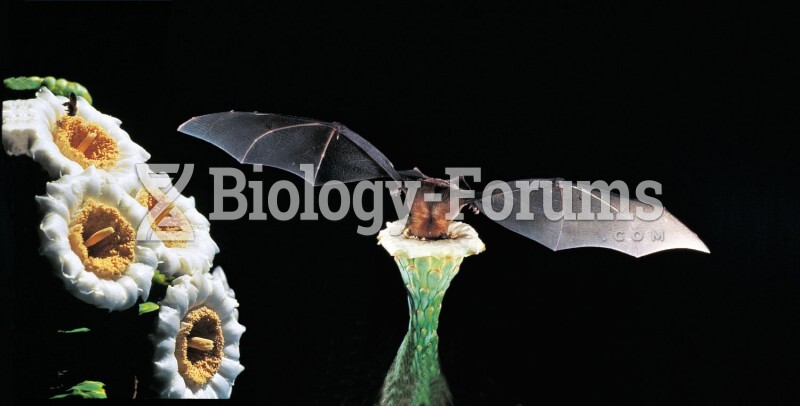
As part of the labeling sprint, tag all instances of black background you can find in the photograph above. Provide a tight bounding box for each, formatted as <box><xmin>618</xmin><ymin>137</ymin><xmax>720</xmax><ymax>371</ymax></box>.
<box><xmin>1</xmin><ymin>1</ymin><xmax>797</xmax><ymax>404</ymax></box>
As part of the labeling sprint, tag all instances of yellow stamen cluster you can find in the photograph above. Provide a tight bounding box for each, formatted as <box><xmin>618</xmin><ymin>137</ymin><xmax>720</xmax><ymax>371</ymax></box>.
<box><xmin>68</xmin><ymin>199</ymin><xmax>136</xmax><ymax>280</ymax></box>
<box><xmin>175</xmin><ymin>307</ymin><xmax>224</xmax><ymax>389</ymax></box>
<box><xmin>53</xmin><ymin>115</ymin><xmax>120</xmax><ymax>169</ymax></box>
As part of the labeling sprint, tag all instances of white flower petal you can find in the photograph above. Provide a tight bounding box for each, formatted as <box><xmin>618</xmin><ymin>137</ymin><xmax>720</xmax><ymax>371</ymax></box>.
<box><xmin>164</xmin><ymin>283</ymin><xmax>191</xmax><ymax>317</ymax></box>
<box><xmin>166</xmin><ymin>374</ymin><xmax>188</xmax><ymax>398</ymax></box>
<box><xmin>218</xmin><ymin>357</ymin><xmax>245</xmax><ymax>381</ymax></box>
<box><xmin>208</xmin><ymin>374</ymin><xmax>233</xmax><ymax>398</ymax></box>
<box><xmin>73</xmin><ymin>268</ymin><xmax>101</xmax><ymax>295</ymax></box>
<box><xmin>222</xmin><ymin>321</ymin><xmax>246</xmax><ymax>344</ymax></box>
<box><xmin>153</xmin><ymin>354</ymin><xmax>178</xmax><ymax>380</ymax></box>
<box><xmin>192</xmin><ymin>385</ymin><xmax>217</xmax><ymax>399</ymax></box>
<box><xmin>2</xmin><ymin>97</ymin><xmax>59</xmax><ymax>156</ymax></box>
<box><xmin>156</xmin><ymin>307</ymin><xmax>181</xmax><ymax>338</ymax></box>
<box><xmin>223</xmin><ymin>343</ymin><xmax>241</xmax><ymax>361</ymax></box>
<box><xmin>36</xmin><ymin>195</ymin><xmax>70</xmax><ymax>219</ymax></box>
<box><xmin>211</xmin><ymin>266</ymin><xmax>236</xmax><ymax>298</ymax></box>
<box><xmin>126</xmin><ymin>264</ymin><xmax>154</xmax><ymax>299</ymax></box>
<box><xmin>57</xmin><ymin>250</ymin><xmax>85</xmax><ymax>280</ymax></box>
<box><xmin>133</xmin><ymin>244</ymin><xmax>158</xmax><ymax>268</ymax></box>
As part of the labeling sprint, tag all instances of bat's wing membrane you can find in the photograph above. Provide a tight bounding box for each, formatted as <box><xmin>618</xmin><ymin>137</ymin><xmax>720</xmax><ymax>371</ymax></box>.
<box><xmin>475</xmin><ymin>179</ymin><xmax>709</xmax><ymax>257</ymax></box>
<box><xmin>178</xmin><ymin>112</ymin><xmax>400</xmax><ymax>185</ymax></box>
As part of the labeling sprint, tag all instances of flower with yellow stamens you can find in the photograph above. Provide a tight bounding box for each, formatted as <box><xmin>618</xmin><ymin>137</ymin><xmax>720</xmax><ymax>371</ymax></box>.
<box><xmin>2</xmin><ymin>87</ymin><xmax>149</xmax><ymax>192</ymax></box>
<box><xmin>152</xmin><ymin>267</ymin><xmax>245</xmax><ymax>398</ymax></box>
<box><xmin>36</xmin><ymin>167</ymin><xmax>162</xmax><ymax>311</ymax></box>
<box><xmin>133</xmin><ymin>165</ymin><xmax>219</xmax><ymax>276</ymax></box>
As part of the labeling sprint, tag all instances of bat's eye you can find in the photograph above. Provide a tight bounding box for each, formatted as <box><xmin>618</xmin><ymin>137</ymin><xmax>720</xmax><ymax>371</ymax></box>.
<box><xmin>53</xmin><ymin>115</ymin><xmax>121</xmax><ymax>170</ymax></box>
<box><xmin>68</xmin><ymin>199</ymin><xmax>136</xmax><ymax>280</ymax></box>
<box><xmin>175</xmin><ymin>306</ymin><xmax>225</xmax><ymax>389</ymax></box>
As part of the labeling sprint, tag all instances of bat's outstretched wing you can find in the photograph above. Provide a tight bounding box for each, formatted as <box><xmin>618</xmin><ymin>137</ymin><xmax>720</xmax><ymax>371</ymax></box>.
<box><xmin>474</xmin><ymin>179</ymin><xmax>709</xmax><ymax>257</ymax></box>
<box><xmin>178</xmin><ymin>112</ymin><xmax>401</xmax><ymax>185</ymax></box>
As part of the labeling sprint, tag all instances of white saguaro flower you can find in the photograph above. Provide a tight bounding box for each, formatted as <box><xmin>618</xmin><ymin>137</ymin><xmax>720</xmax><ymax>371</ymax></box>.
<box><xmin>377</xmin><ymin>219</ymin><xmax>486</xmax><ymax>259</ymax></box>
<box><xmin>2</xmin><ymin>87</ymin><xmax>149</xmax><ymax>191</ymax></box>
<box><xmin>152</xmin><ymin>268</ymin><xmax>245</xmax><ymax>398</ymax></box>
<box><xmin>36</xmin><ymin>167</ymin><xmax>161</xmax><ymax>311</ymax></box>
<box><xmin>133</xmin><ymin>165</ymin><xmax>218</xmax><ymax>276</ymax></box>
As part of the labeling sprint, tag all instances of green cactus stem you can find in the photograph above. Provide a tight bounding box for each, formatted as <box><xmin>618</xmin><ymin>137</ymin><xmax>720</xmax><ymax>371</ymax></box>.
<box><xmin>378</xmin><ymin>220</ymin><xmax>485</xmax><ymax>406</ymax></box>
<box><xmin>4</xmin><ymin>76</ymin><xmax>93</xmax><ymax>104</ymax></box>
<box><xmin>381</xmin><ymin>255</ymin><xmax>463</xmax><ymax>405</ymax></box>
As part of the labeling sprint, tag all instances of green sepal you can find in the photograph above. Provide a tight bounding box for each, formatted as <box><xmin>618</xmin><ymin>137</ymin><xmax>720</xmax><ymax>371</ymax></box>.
<box><xmin>138</xmin><ymin>301</ymin><xmax>160</xmax><ymax>315</ymax></box>
<box><xmin>57</xmin><ymin>327</ymin><xmax>90</xmax><ymax>334</ymax></box>
<box><xmin>50</xmin><ymin>380</ymin><xmax>107</xmax><ymax>399</ymax></box>
<box><xmin>152</xmin><ymin>269</ymin><xmax>174</xmax><ymax>286</ymax></box>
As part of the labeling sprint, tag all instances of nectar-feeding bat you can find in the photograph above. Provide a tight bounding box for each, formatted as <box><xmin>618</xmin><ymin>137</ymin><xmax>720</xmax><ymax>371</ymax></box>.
<box><xmin>178</xmin><ymin>111</ymin><xmax>708</xmax><ymax>257</ymax></box>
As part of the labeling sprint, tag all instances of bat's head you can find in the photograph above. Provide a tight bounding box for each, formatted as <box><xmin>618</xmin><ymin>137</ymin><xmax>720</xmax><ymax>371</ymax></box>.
<box><xmin>403</xmin><ymin>177</ymin><xmax>472</xmax><ymax>240</ymax></box>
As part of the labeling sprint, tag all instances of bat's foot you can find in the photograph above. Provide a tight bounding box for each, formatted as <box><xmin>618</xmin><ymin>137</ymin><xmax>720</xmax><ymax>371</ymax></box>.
<box><xmin>467</xmin><ymin>202</ymin><xmax>480</xmax><ymax>215</ymax></box>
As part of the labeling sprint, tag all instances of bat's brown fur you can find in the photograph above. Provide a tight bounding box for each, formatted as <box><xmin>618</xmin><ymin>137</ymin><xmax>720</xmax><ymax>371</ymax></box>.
<box><xmin>405</xmin><ymin>178</ymin><xmax>462</xmax><ymax>240</ymax></box>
